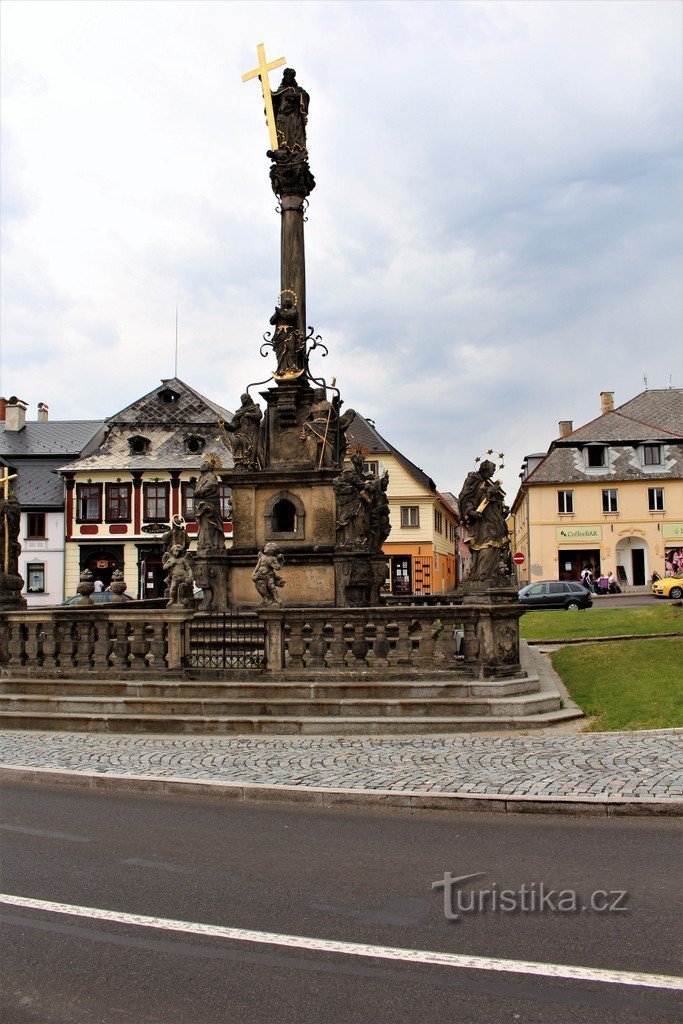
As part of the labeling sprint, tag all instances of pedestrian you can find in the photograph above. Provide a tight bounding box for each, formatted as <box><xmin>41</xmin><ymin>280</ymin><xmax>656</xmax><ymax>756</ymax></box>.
<box><xmin>93</xmin><ymin>577</ymin><xmax>104</xmax><ymax>593</ymax></box>
<box><xmin>607</xmin><ymin>571</ymin><xmax>621</xmax><ymax>594</ymax></box>
<box><xmin>580</xmin><ymin>566</ymin><xmax>593</xmax><ymax>592</ymax></box>
<box><xmin>597</xmin><ymin>572</ymin><xmax>610</xmax><ymax>595</ymax></box>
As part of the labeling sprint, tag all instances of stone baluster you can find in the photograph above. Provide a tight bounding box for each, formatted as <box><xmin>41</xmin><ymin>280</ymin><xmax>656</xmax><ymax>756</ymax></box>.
<box><xmin>414</xmin><ymin>618</ymin><xmax>435</xmax><ymax>668</ymax></box>
<box><xmin>74</xmin><ymin>617</ymin><xmax>94</xmax><ymax>669</ymax></box>
<box><xmin>40</xmin><ymin>621</ymin><xmax>58</xmax><ymax>669</ymax></box>
<box><xmin>25</xmin><ymin>620</ymin><xmax>41</xmax><ymax>667</ymax></box>
<box><xmin>147</xmin><ymin>622</ymin><xmax>166</xmax><ymax>669</ymax></box>
<box><xmin>286</xmin><ymin>618</ymin><xmax>306</xmax><ymax>671</ymax></box>
<box><xmin>111</xmin><ymin>620</ymin><xmax>129</xmax><ymax>670</ymax></box>
<box><xmin>128</xmin><ymin>621</ymin><xmax>148</xmax><ymax>671</ymax></box>
<box><xmin>307</xmin><ymin>616</ymin><xmax>327</xmax><ymax>671</ymax></box>
<box><xmin>7</xmin><ymin>618</ymin><xmax>26</xmax><ymax>666</ymax></box>
<box><xmin>92</xmin><ymin>619</ymin><xmax>110</xmax><ymax>670</ymax></box>
<box><xmin>394</xmin><ymin>619</ymin><xmax>412</xmax><ymax>665</ymax></box>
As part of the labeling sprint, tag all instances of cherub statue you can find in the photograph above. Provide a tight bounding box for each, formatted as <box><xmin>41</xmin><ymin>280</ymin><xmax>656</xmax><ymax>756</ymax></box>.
<box><xmin>252</xmin><ymin>543</ymin><xmax>286</xmax><ymax>606</ymax></box>
<box><xmin>163</xmin><ymin>544</ymin><xmax>194</xmax><ymax>608</ymax></box>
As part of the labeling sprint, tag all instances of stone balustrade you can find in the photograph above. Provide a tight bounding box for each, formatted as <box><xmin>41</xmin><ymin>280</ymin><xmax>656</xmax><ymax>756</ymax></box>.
<box><xmin>0</xmin><ymin>595</ymin><xmax>523</xmax><ymax>680</ymax></box>
<box><xmin>0</xmin><ymin>608</ymin><xmax>193</xmax><ymax>676</ymax></box>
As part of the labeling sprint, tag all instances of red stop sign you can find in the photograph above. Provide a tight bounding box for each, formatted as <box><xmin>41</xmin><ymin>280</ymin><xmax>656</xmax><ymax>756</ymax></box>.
<box><xmin>513</xmin><ymin>552</ymin><xmax>525</xmax><ymax>565</ymax></box>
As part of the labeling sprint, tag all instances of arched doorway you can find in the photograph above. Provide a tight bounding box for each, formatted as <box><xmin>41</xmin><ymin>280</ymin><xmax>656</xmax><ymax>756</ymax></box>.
<box><xmin>80</xmin><ymin>547</ymin><xmax>122</xmax><ymax>590</ymax></box>
<box><xmin>615</xmin><ymin>537</ymin><xmax>649</xmax><ymax>586</ymax></box>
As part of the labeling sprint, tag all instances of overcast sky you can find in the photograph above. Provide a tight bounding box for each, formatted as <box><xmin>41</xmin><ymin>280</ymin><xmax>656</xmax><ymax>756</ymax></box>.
<box><xmin>2</xmin><ymin>0</ymin><xmax>681</xmax><ymax>498</ymax></box>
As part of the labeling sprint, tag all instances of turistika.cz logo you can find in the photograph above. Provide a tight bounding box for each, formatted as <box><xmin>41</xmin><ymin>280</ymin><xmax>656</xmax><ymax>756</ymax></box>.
<box><xmin>432</xmin><ymin>872</ymin><xmax>629</xmax><ymax>922</ymax></box>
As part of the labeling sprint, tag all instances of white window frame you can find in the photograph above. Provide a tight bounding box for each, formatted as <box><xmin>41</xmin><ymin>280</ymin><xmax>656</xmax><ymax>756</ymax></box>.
<box><xmin>401</xmin><ymin>506</ymin><xmax>419</xmax><ymax>528</ymax></box>
<box><xmin>557</xmin><ymin>490</ymin><xmax>574</xmax><ymax>514</ymax></box>
<box><xmin>602</xmin><ymin>489</ymin><xmax>618</xmax><ymax>513</ymax></box>
<box><xmin>648</xmin><ymin>487</ymin><xmax>664</xmax><ymax>512</ymax></box>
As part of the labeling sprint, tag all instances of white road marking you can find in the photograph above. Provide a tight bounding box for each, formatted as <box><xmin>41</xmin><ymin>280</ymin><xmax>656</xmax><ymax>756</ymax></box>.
<box><xmin>0</xmin><ymin>892</ymin><xmax>680</xmax><ymax>992</ymax></box>
<box><xmin>0</xmin><ymin>824</ymin><xmax>90</xmax><ymax>842</ymax></box>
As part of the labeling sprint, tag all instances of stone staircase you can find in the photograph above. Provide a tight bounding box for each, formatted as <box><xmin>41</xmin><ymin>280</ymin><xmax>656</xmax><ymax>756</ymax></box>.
<box><xmin>0</xmin><ymin>646</ymin><xmax>582</xmax><ymax>734</ymax></box>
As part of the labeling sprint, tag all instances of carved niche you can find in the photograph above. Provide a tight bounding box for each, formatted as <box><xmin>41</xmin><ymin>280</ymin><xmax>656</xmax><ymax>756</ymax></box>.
<box><xmin>264</xmin><ymin>490</ymin><xmax>306</xmax><ymax>542</ymax></box>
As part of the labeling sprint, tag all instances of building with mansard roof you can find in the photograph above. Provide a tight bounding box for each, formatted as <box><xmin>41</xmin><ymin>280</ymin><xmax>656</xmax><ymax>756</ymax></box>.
<box><xmin>508</xmin><ymin>388</ymin><xmax>683</xmax><ymax>587</ymax></box>
<box><xmin>59</xmin><ymin>378</ymin><xmax>234</xmax><ymax>600</ymax></box>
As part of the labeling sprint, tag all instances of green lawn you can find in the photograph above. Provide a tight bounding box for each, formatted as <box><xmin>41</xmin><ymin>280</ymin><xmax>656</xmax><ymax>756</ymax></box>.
<box><xmin>519</xmin><ymin>603</ymin><xmax>683</xmax><ymax>642</ymax></box>
<box><xmin>552</xmin><ymin>638</ymin><xmax>683</xmax><ymax>731</ymax></box>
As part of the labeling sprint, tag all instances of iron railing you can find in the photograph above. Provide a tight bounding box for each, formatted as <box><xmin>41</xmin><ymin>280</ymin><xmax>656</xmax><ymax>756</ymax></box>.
<box><xmin>185</xmin><ymin>612</ymin><xmax>266</xmax><ymax>670</ymax></box>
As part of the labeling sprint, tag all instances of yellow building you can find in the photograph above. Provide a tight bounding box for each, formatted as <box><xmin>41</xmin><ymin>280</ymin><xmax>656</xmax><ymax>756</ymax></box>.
<box><xmin>60</xmin><ymin>379</ymin><xmax>233</xmax><ymax>600</ymax></box>
<box><xmin>347</xmin><ymin>416</ymin><xmax>458</xmax><ymax>595</ymax></box>
<box><xmin>509</xmin><ymin>389</ymin><xmax>683</xmax><ymax>587</ymax></box>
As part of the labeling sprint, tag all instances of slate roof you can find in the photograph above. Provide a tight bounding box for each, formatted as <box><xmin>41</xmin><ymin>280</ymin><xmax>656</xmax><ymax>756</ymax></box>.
<box><xmin>63</xmin><ymin>378</ymin><xmax>234</xmax><ymax>472</ymax></box>
<box><xmin>524</xmin><ymin>389</ymin><xmax>683</xmax><ymax>486</ymax></box>
<box><xmin>0</xmin><ymin>420</ymin><xmax>104</xmax><ymax>457</ymax></box>
<box><xmin>12</xmin><ymin>460</ymin><xmax>64</xmax><ymax>508</ymax></box>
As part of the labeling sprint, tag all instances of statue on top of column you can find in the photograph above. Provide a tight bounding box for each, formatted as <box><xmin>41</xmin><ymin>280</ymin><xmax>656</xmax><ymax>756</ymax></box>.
<box><xmin>272</xmin><ymin>69</ymin><xmax>309</xmax><ymax>154</ymax></box>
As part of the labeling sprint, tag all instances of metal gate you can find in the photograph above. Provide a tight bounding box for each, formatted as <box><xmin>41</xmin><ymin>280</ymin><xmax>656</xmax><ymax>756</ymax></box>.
<box><xmin>185</xmin><ymin>612</ymin><xmax>266</xmax><ymax>670</ymax></box>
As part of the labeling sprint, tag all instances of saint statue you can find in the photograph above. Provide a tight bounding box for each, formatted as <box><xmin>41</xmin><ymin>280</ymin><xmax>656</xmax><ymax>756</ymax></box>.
<box><xmin>194</xmin><ymin>455</ymin><xmax>226</xmax><ymax>554</ymax></box>
<box><xmin>270</xmin><ymin>296</ymin><xmax>304</xmax><ymax>377</ymax></box>
<box><xmin>302</xmin><ymin>388</ymin><xmax>337</xmax><ymax>468</ymax></box>
<box><xmin>458</xmin><ymin>460</ymin><xmax>511</xmax><ymax>582</ymax></box>
<box><xmin>333</xmin><ymin>452</ymin><xmax>372</xmax><ymax>549</ymax></box>
<box><xmin>367</xmin><ymin>470</ymin><xmax>391</xmax><ymax>554</ymax></box>
<box><xmin>223</xmin><ymin>393</ymin><xmax>263</xmax><ymax>471</ymax></box>
<box><xmin>272</xmin><ymin>68</ymin><xmax>309</xmax><ymax>153</ymax></box>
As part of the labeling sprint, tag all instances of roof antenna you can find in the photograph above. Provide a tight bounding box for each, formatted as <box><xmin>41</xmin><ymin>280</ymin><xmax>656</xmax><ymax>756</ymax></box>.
<box><xmin>642</xmin><ymin>374</ymin><xmax>648</xmax><ymax>390</ymax></box>
<box><xmin>667</xmin><ymin>374</ymin><xmax>672</xmax><ymax>389</ymax></box>
<box><xmin>174</xmin><ymin>308</ymin><xmax>179</xmax><ymax>378</ymax></box>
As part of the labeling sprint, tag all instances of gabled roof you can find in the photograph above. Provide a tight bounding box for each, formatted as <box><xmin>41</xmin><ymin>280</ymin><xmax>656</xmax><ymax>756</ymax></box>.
<box><xmin>107</xmin><ymin>378</ymin><xmax>232</xmax><ymax>426</ymax></box>
<box><xmin>617</xmin><ymin>389</ymin><xmax>683</xmax><ymax>435</ymax></box>
<box><xmin>347</xmin><ymin>415</ymin><xmax>436</xmax><ymax>493</ymax></box>
<box><xmin>62</xmin><ymin>378</ymin><xmax>234</xmax><ymax>473</ymax></box>
<box><xmin>561</xmin><ymin>409</ymin><xmax>678</xmax><ymax>444</ymax></box>
<box><xmin>0</xmin><ymin>420</ymin><xmax>104</xmax><ymax>457</ymax></box>
<box><xmin>12</xmin><ymin>460</ymin><xmax>64</xmax><ymax>508</ymax></box>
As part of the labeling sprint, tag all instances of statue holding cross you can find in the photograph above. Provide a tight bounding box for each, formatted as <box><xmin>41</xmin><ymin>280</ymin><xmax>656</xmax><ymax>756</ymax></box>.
<box><xmin>242</xmin><ymin>46</ymin><xmax>309</xmax><ymax>155</ymax></box>
<box><xmin>0</xmin><ymin>467</ymin><xmax>26</xmax><ymax>608</ymax></box>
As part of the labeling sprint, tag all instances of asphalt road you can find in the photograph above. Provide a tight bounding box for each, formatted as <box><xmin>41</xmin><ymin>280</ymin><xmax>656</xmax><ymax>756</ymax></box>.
<box><xmin>0</xmin><ymin>782</ymin><xmax>681</xmax><ymax>1024</ymax></box>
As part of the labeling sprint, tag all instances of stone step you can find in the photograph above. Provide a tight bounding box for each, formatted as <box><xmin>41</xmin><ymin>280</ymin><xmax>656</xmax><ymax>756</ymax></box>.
<box><xmin>0</xmin><ymin>677</ymin><xmax>538</xmax><ymax>700</ymax></box>
<box><xmin>0</xmin><ymin>707</ymin><xmax>584</xmax><ymax>735</ymax></box>
<box><xmin>0</xmin><ymin>693</ymin><xmax>561</xmax><ymax>719</ymax></box>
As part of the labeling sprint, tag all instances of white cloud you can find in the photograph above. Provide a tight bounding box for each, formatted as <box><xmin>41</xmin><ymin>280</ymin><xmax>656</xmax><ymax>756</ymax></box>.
<box><xmin>1</xmin><ymin>0</ymin><xmax>681</xmax><ymax>499</ymax></box>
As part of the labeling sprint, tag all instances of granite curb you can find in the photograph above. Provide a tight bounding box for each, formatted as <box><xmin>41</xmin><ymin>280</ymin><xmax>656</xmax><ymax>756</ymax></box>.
<box><xmin>1</xmin><ymin>764</ymin><xmax>680</xmax><ymax>818</ymax></box>
<box><xmin>526</xmin><ymin>631</ymin><xmax>683</xmax><ymax>645</ymax></box>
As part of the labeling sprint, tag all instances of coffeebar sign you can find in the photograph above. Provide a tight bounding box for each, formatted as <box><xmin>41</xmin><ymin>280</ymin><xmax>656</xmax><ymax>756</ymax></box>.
<box><xmin>662</xmin><ymin>523</ymin><xmax>683</xmax><ymax>539</ymax></box>
<box><xmin>555</xmin><ymin>525</ymin><xmax>602</xmax><ymax>543</ymax></box>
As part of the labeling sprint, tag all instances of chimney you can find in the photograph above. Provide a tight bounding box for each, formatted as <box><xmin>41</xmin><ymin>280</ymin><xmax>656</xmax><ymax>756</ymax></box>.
<box><xmin>0</xmin><ymin>398</ymin><xmax>6</xmax><ymax>421</ymax></box>
<box><xmin>5</xmin><ymin>396</ymin><xmax>28</xmax><ymax>432</ymax></box>
<box><xmin>558</xmin><ymin>420</ymin><xmax>573</xmax><ymax>438</ymax></box>
<box><xmin>600</xmin><ymin>391</ymin><xmax>614</xmax><ymax>415</ymax></box>
<box><xmin>37</xmin><ymin>402</ymin><xmax>49</xmax><ymax>422</ymax></box>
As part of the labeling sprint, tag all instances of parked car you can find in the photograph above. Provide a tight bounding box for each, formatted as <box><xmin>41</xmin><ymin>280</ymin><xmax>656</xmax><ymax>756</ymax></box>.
<box><xmin>651</xmin><ymin>576</ymin><xmax>683</xmax><ymax>600</ymax></box>
<box><xmin>61</xmin><ymin>592</ymin><xmax>134</xmax><ymax>606</ymax></box>
<box><xmin>517</xmin><ymin>581</ymin><xmax>593</xmax><ymax>611</ymax></box>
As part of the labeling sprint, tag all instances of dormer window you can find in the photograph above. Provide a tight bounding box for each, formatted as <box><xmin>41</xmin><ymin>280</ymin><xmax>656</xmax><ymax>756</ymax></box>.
<box><xmin>158</xmin><ymin>387</ymin><xmax>180</xmax><ymax>404</ymax></box>
<box><xmin>128</xmin><ymin>435</ymin><xmax>151</xmax><ymax>456</ymax></box>
<box><xmin>643</xmin><ymin>444</ymin><xmax>661</xmax><ymax>466</ymax></box>
<box><xmin>186</xmin><ymin>435</ymin><xmax>206</xmax><ymax>455</ymax></box>
<box><xmin>586</xmin><ymin>446</ymin><xmax>606</xmax><ymax>467</ymax></box>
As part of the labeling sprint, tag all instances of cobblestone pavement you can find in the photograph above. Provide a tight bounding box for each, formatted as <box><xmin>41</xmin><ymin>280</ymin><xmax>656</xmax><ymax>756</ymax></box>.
<box><xmin>0</xmin><ymin>729</ymin><xmax>681</xmax><ymax>801</ymax></box>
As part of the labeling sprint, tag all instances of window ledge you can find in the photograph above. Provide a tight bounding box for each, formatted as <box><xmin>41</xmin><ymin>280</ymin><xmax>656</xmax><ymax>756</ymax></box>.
<box><xmin>557</xmin><ymin>513</ymin><xmax>575</xmax><ymax>518</ymax></box>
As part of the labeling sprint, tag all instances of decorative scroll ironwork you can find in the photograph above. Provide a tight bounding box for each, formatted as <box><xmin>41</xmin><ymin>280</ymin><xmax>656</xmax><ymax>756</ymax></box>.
<box><xmin>185</xmin><ymin>612</ymin><xmax>266</xmax><ymax>670</ymax></box>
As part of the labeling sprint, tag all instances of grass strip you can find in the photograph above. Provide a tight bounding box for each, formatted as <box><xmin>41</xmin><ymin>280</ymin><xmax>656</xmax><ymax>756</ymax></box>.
<box><xmin>551</xmin><ymin>637</ymin><xmax>683</xmax><ymax>731</ymax></box>
<box><xmin>520</xmin><ymin>604</ymin><xmax>682</xmax><ymax>642</ymax></box>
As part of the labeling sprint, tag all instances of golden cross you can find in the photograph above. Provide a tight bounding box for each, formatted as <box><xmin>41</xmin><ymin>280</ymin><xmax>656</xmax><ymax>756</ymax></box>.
<box><xmin>0</xmin><ymin>468</ymin><xmax>17</xmax><ymax>499</ymax></box>
<box><xmin>242</xmin><ymin>43</ymin><xmax>286</xmax><ymax>150</ymax></box>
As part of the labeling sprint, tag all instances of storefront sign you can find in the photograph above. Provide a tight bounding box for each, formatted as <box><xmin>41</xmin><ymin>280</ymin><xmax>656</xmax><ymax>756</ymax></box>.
<box><xmin>141</xmin><ymin>522</ymin><xmax>168</xmax><ymax>535</ymax></box>
<box><xmin>662</xmin><ymin>522</ymin><xmax>683</xmax><ymax>539</ymax></box>
<box><xmin>555</xmin><ymin>525</ymin><xmax>602</xmax><ymax>543</ymax></box>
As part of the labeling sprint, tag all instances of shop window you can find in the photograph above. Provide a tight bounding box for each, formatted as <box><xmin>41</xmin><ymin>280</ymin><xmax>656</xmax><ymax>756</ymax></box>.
<box><xmin>401</xmin><ymin>506</ymin><xmax>419</xmax><ymax>527</ymax></box>
<box><xmin>219</xmin><ymin>484</ymin><xmax>233</xmax><ymax>521</ymax></box>
<box><xmin>602</xmin><ymin>489</ymin><xmax>618</xmax><ymax>513</ymax></box>
<box><xmin>643</xmin><ymin>444</ymin><xmax>661</xmax><ymax>466</ymax></box>
<box><xmin>557</xmin><ymin>490</ymin><xmax>574</xmax><ymax>514</ymax></box>
<box><xmin>26</xmin><ymin>563</ymin><xmax>45</xmax><ymax>593</ymax></box>
<box><xmin>181</xmin><ymin>483</ymin><xmax>195</xmax><ymax>520</ymax></box>
<box><xmin>26</xmin><ymin>512</ymin><xmax>46</xmax><ymax>539</ymax></box>
<box><xmin>105</xmin><ymin>484</ymin><xmax>131</xmax><ymax>522</ymax></box>
<box><xmin>76</xmin><ymin>484</ymin><xmax>102</xmax><ymax>522</ymax></box>
<box><xmin>143</xmin><ymin>483</ymin><xmax>169</xmax><ymax>522</ymax></box>
<box><xmin>587</xmin><ymin>447</ymin><xmax>606</xmax><ymax>467</ymax></box>
<box><xmin>648</xmin><ymin>487</ymin><xmax>664</xmax><ymax>512</ymax></box>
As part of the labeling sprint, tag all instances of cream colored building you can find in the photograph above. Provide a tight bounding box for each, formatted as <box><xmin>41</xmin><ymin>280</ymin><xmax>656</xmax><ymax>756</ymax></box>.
<box><xmin>348</xmin><ymin>417</ymin><xmax>458</xmax><ymax>594</ymax></box>
<box><xmin>509</xmin><ymin>389</ymin><xmax>683</xmax><ymax>587</ymax></box>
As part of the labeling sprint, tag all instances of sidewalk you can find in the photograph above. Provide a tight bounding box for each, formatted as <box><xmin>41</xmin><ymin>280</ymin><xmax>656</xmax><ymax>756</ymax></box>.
<box><xmin>1</xmin><ymin>727</ymin><xmax>681</xmax><ymax>817</ymax></box>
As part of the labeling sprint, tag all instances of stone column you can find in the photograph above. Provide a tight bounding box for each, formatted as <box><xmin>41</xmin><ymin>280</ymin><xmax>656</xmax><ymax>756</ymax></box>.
<box><xmin>281</xmin><ymin>195</ymin><xmax>306</xmax><ymax>335</ymax></box>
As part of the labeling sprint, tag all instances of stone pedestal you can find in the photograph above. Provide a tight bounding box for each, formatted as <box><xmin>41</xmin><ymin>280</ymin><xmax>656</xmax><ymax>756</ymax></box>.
<box><xmin>0</xmin><ymin>572</ymin><xmax>27</xmax><ymax>611</ymax></box>
<box><xmin>192</xmin><ymin>552</ymin><xmax>229</xmax><ymax>612</ymax></box>
<box><xmin>459</xmin><ymin>577</ymin><xmax>524</xmax><ymax>678</ymax></box>
<box><xmin>334</xmin><ymin>553</ymin><xmax>388</xmax><ymax>608</ymax></box>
